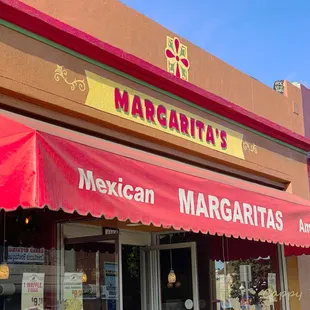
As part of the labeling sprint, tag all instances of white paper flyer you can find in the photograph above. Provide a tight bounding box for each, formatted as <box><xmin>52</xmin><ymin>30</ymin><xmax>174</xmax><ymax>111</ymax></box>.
<box><xmin>268</xmin><ymin>272</ymin><xmax>277</xmax><ymax>302</ymax></box>
<box><xmin>8</xmin><ymin>247</ymin><xmax>45</xmax><ymax>264</ymax></box>
<box><xmin>64</xmin><ymin>272</ymin><xmax>83</xmax><ymax>310</ymax></box>
<box><xmin>21</xmin><ymin>273</ymin><xmax>45</xmax><ymax>310</ymax></box>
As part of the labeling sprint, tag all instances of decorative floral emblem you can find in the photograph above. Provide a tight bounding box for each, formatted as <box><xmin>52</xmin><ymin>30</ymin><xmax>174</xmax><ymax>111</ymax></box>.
<box><xmin>54</xmin><ymin>65</ymin><xmax>86</xmax><ymax>91</ymax></box>
<box><xmin>165</xmin><ymin>36</ymin><xmax>190</xmax><ymax>81</ymax></box>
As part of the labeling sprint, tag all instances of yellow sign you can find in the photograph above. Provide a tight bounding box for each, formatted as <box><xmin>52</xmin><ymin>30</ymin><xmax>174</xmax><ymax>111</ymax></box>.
<box><xmin>85</xmin><ymin>71</ymin><xmax>245</xmax><ymax>159</ymax></box>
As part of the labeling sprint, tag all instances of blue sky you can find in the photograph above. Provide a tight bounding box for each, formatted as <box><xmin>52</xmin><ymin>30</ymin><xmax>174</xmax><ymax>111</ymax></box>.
<box><xmin>120</xmin><ymin>0</ymin><xmax>309</xmax><ymax>88</ymax></box>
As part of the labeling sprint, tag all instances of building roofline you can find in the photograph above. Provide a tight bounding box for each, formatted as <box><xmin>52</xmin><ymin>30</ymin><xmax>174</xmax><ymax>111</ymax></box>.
<box><xmin>1</xmin><ymin>0</ymin><xmax>310</xmax><ymax>152</ymax></box>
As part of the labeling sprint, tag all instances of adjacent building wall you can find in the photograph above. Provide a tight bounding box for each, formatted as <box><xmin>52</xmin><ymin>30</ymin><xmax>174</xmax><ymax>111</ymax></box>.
<box><xmin>294</xmin><ymin>84</ymin><xmax>310</xmax><ymax>310</ymax></box>
<box><xmin>297</xmin><ymin>255</ymin><xmax>310</xmax><ymax>310</ymax></box>
<box><xmin>300</xmin><ymin>85</ymin><xmax>310</xmax><ymax>138</ymax></box>
<box><xmin>286</xmin><ymin>256</ymin><xmax>302</xmax><ymax>310</ymax></box>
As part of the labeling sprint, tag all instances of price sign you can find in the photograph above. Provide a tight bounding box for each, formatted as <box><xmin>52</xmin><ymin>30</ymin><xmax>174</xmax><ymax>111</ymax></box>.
<box><xmin>21</xmin><ymin>273</ymin><xmax>45</xmax><ymax>310</ymax></box>
<box><xmin>31</xmin><ymin>297</ymin><xmax>44</xmax><ymax>307</ymax></box>
<box><xmin>64</xmin><ymin>273</ymin><xmax>83</xmax><ymax>310</ymax></box>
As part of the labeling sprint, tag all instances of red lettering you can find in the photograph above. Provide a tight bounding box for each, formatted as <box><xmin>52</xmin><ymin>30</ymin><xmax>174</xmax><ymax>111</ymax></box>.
<box><xmin>157</xmin><ymin>105</ymin><xmax>167</xmax><ymax>127</ymax></box>
<box><xmin>131</xmin><ymin>95</ymin><xmax>144</xmax><ymax>119</ymax></box>
<box><xmin>206</xmin><ymin>125</ymin><xmax>215</xmax><ymax>145</ymax></box>
<box><xmin>169</xmin><ymin>110</ymin><xmax>179</xmax><ymax>131</ymax></box>
<box><xmin>27</xmin><ymin>282</ymin><xmax>41</xmax><ymax>288</ymax></box>
<box><xmin>28</xmin><ymin>288</ymin><xmax>39</xmax><ymax>293</ymax></box>
<box><xmin>179</xmin><ymin>114</ymin><xmax>189</xmax><ymax>135</ymax></box>
<box><xmin>190</xmin><ymin>118</ymin><xmax>195</xmax><ymax>138</ymax></box>
<box><xmin>144</xmin><ymin>99</ymin><xmax>155</xmax><ymax>123</ymax></box>
<box><xmin>220</xmin><ymin>131</ymin><xmax>227</xmax><ymax>149</ymax></box>
<box><xmin>114</xmin><ymin>88</ymin><xmax>129</xmax><ymax>113</ymax></box>
<box><xmin>196</xmin><ymin>120</ymin><xmax>205</xmax><ymax>140</ymax></box>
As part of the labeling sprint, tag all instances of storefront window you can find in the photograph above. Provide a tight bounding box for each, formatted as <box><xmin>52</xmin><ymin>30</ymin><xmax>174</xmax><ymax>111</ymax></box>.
<box><xmin>0</xmin><ymin>209</ymin><xmax>58</xmax><ymax>310</ymax></box>
<box><xmin>0</xmin><ymin>210</ymin><xmax>286</xmax><ymax>310</ymax></box>
<box><xmin>158</xmin><ymin>232</ymin><xmax>282</xmax><ymax>310</ymax></box>
<box><xmin>213</xmin><ymin>258</ymin><xmax>277</xmax><ymax>309</ymax></box>
<box><xmin>61</xmin><ymin>220</ymin><xmax>120</xmax><ymax>310</ymax></box>
<box><xmin>210</xmin><ymin>238</ymin><xmax>281</xmax><ymax>310</ymax></box>
<box><xmin>0</xmin><ymin>210</ymin><xmax>121</xmax><ymax>310</ymax></box>
<box><xmin>63</xmin><ymin>236</ymin><xmax>119</xmax><ymax>310</ymax></box>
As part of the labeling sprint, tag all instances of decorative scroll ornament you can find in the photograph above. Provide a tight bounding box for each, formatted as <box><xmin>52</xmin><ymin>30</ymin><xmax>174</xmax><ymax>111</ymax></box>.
<box><xmin>243</xmin><ymin>141</ymin><xmax>258</xmax><ymax>154</ymax></box>
<box><xmin>54</xmin><ymin>65</ymin><xmax>86</xmax><ymax>91</ymax></box>
<box><xmin>273</xmin><ymin>80</ymin><xmax>284</xmax><ymax>94</ymax></box>
<box><xmin>165</xmin><ymin>36</ymin><xmax>190</xmax><ymax>81</ymax></box>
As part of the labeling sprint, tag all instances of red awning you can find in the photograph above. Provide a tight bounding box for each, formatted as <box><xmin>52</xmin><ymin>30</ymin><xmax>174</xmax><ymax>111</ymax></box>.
<box><xmin>284</xmin><ymin>245</ymin><xmax>310</xmax><ymax>256</ymax></box>
<box><xmin>1</xmin><ymin>110</ymin><xmax>310</xmax><ymax>248</ymax></box>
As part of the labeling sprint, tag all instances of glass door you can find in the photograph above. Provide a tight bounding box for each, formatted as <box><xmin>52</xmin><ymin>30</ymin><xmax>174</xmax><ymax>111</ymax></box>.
<box><xmin>62</xmin><ymin>234</ymin><xmax>119</xmax><ymax>310</ymax></box>
<box><xmin>141</xmin><ymin>242</ymin><xmax>199</xmax><ymax>310</ymax></box>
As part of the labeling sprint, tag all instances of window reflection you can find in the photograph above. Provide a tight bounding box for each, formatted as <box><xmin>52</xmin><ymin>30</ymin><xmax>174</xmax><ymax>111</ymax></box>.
<box><xmin>214</xmin><ymin>258</ymin><xmax>275</xmax><ymax>309</ymax></box>
<box><xmin>0</xmin><ymin>210</ymin><xmax>284</xmax><ymax>310</ymax></box>
<box><xmin>64</xmin><ymin>238</ymin><xmax>119</xmax><ymax>310</ymax></box>
<box><xmin>210</xmin><ymin>238</ymin><xmax>280</xmax><ymax>310</ymax></box>
<box><xmin>158</xmin><ymin>232</ymin><xmax>281</xmax><ymax>310</ymax></box>
<box><xmin>0</xmin><ymin>210</ymin><xmax>58</xmax><ymax>310</ymax></box>
<box><xmin>122</xmin><ymin>245</ymin><xmax>141</xmax><ymax>310</ymax></box>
